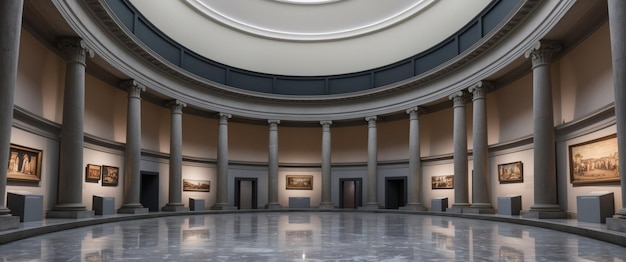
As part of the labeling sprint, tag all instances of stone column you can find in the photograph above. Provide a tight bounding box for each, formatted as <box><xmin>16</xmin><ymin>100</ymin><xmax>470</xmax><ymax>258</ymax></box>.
<box><xmin>448</xmin><ymin>91</ymin><xmax>470</xmax><ymax>213</ymax></box>
<box><xmin>606</xmin><ymin>0</ymin><xmax>626</xmax><ymax>231</ymax></box>
<box><xmin>363</xmin><ymin>116</ymin><xmax>380</xmax><ymax>209</ymax></box>
<box><xmin>212</xmin><ymin>112</ymin><xmax>234</xmax><ymax>210</ymax></box>
<box><xmin>319</xmin><ymin>120</ymin><xmax>334</xmax><ymax>209</ymax></box>
<box><xmin>467</xmin><ymin>81</ymin><xmax>495</xmax><ymax>214</ymax></box>
<box><xmin>162</xmin><ymin>100</ymin><xmax>189</xmax><ymax>212</ymax></box>
<box><xmin>47</xmin><ymin>37</ymin><xmax>94</xmax><ymax>219</ymax></box>
<box><xmin>521</xmin><ymin>41</ymin><xmax>566</xmax><ymax>219</ymax></box>
<box><xmin>0</xmin><ymin>0</ymin><xmax>23</xmax><ymax>230</ymax></box>
<box><xmin>266</xmin><ymin>120</ymin><xmax>282</xmax><ymax>209</ymax></box>
<box><xmin>402</xmin><ymin>107</ymin><xmax>427</xmax><ymax>211</ymax></box>
<box><xmin>118</xmin><ymin>80</ymin><xmax>148</xmax><ymax>214</ymax></box>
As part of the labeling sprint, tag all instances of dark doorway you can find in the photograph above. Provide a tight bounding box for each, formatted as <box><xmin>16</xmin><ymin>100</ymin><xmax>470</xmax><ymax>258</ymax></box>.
<box><xmin>385</xmin><ymin>176</ymin><xmax>407</xmax><ymax>209</ymax></box>
<box><xmin>339</xmin><ymin>178</ymin><xmax>362</xmax><ymax>208</ymax></box>
<box><xmin>235</xmin><ymin>177</ymin><xmax>258</xmax><ymax>209</ymax></box>
<box><xmin>140</xmin><ymin>171</ymin><xmax>159</xmax><ymax>212</ymax></box>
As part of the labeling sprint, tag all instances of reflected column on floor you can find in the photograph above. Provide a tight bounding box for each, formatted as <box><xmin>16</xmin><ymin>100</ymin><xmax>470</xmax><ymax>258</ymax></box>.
<box><xmin>47</xmin><ymin>37</ymin><xmax>95</xmax><ymax>218</ymax></box>
<box><xmin>162</xmin><ymin>100</ymin><xmax>189</xmax><ymax>212</ymax></box>
<box><xmin>319</xmin><ymin>120</ymin><xmax>334</xmax><ymax>208</ymax></box>
<box><xmin>448</xmin><ymin>91</ymin><xmax>470</xmax><ymax>213</ymax></box>
<box><xmin>266</xmin><ymin>120</ymin><xmax>282</xmax><ymax>209</ymax></box>
<box><xmin>362</xmin><ymin>116</ymin><xmax>380</xmax><ymax>209</ymax></box>
<box><xmin>0</xmin><ymin>0</ymin><xmax>23</xmax><ymax>229</ymax></box>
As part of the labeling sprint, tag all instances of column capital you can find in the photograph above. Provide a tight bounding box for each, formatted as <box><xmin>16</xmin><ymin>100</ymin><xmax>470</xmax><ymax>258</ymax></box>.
<box><xmin>320</xmin><ymin>120</ymin><xmax>333</xmax><ymax>126</ymax></box>
<box><xmin>218</xmin><ymin>112</ymin><xmax>232</xmax><ymax>120</ymax></box>
<box><xmin>268</xmin><ymin>119</ymin><xmax>281</xmax><ymax>125</ymax></box>
<box><xmin>449</xmin><ymin>91</ymin><xmax>467</xmax><ymax>107</ymax></box>
<box><xmin>365</xmin><ymin>116</ymin><xmax>377</xmax><ymax>127</ymax></box>
<box><xmin>166</xmin><ymin>100</ymin><xmax>186</xmax><ymax>113</ymax></box>
<box><xmin>57</xmin><ymin>37</ymin><xmax>94</xmax><ymax>65</ymax></box>
<box><xmin>525</xmin><ymin>40</ymin><xmax>561</xmax><ymax>68</ymax></box>
<box><xmin>120</xmin><ymin>80</ymin><xmax>146</xmax><ymax>98</ymax></box>
<box><xmin>468</xmin><ymin>81</ymin><xmax>492</xmax><ymax>100</ymax></box>
<box><xmin>406</xmin><ymin>106</ymin><xmax>426</xmax><ymax>120</ymax></box>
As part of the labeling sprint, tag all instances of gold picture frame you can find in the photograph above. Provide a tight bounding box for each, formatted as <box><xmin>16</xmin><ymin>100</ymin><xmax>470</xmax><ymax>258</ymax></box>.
<box><xmin>497</xmin><ymin>161</ymin><xmax>523</xmax><ymax>184</ymax></box>
<box><xmin>431</xmin><ymin>175</ymin><xmax>453</xmax><ymax>189</ymax></box>
<box><xmin>101</xmin><ymin>165</ymin><xmax>119</xmax><ymax>186</ymax></box>
<box><xmin>569</xmin><ymin>134</ymin><xmax>619</xmax><ymax>185</ymax></box>
<box><xmin>183</xmin><ymin>179</ymin><xmax>210</xmax><ymax>192</ymax></box>
<box><xmin>286</xmin><ymin>175</ymin><xmax>313</xmax><ymax>190</ymax></box>
<box><xmin>85</xmin><ymin>164</ymin><xmax>101</xmax><ymax>182</ymax></box>
<box><xmin>7</xmin><ymin>144</ymin><xmax>43</xmax><ymax>183</ymax></box>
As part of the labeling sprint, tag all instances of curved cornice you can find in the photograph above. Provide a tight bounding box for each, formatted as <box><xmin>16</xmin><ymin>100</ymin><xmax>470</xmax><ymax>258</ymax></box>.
<box><xmin>59</xmin><ymin>0</ymin><xmax>572</xmax><ymax>121</ymax></box>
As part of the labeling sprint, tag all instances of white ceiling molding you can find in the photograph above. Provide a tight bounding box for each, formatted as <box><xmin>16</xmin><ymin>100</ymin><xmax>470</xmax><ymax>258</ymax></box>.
<box><xmin>184</xmin><ymin>0</ymin><xmax>437</xmax><ymax>42</ymax></box>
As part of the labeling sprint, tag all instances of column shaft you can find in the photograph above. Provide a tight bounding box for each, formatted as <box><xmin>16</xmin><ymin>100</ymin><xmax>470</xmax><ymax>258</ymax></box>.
<box><xmin>48</xmin><ymin>38</ymin><xmax>94</xmax><ymax>218</ymax></box>
<box><xmin>468</xmin><ymin>82</ymin><xmax>494</xmax><ymax>213</ymax></box>
<box><xmin>449</xmin><ymin>92</ymin><xmax>470</xmax><ymax>212</ymax></box>
<box><xmin>266</xmin><ymin>120</ymin><xmax>281</xmax><ymax>209</ymax></box>
<box><xmin>118</xmin><ymin>80</ymin><xmax>147</xmax><ymax>214</ymax></box>
<box><xmin>0</xmin><ymin>0</ymin><xmax>23</xmax><ymax>229</ymax></box>
<box><xmin>403</xmin><ymin>107</ymin><xmax>426</xmax><ymax>210</ymax></box>
<box><xmin>364</xmin><ymin>116</ymin><xmax>379</xmax><ymax>209</ymax></box>
<box><xmin>162</xmin><ymin>100</ymin><xmax>188</xmax><ymax>212</ymax></box>
<box><xmin>319</xmin><ymin>121</ymin><xmax>333</xmax><ymax>208</ymax></box>
<box><xmin>212</xmin><ymin>113</ymin><xmax>233</xmax><ymax>210</ymax></box>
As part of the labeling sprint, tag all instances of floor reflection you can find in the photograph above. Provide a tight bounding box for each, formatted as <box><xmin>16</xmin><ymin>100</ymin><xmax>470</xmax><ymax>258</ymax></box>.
<box><xmin>0</xmin><ymin>212</ymin><xmax>625</xmax><ymax>261</ymax></box>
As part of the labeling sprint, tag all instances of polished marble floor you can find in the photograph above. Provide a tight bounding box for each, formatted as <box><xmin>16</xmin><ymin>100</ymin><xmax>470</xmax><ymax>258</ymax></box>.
<box><xmin>0</xmin><ymin>212</ymin><xmax>625</xmax><ymax>261</ymax></box>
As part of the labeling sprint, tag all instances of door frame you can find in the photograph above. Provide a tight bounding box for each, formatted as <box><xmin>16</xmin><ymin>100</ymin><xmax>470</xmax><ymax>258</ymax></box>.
<box><xmin>385</xmin><ymin>176</ymin><xmax>407</xmax><ymax>209</ymax></box>
<box><xmin>140</xmin><ymin>171</ymin><xmax>159</xmax><ymax>212</ymax></box>
<box><xmin>339</xmin><ymin>178</ymin><xmax>362</xmax><ymax>208</ymax></box>
<box><xmin>234</xmin><ymin>177</ymin><xmax>258</xmax><ymax>209</ymax></box>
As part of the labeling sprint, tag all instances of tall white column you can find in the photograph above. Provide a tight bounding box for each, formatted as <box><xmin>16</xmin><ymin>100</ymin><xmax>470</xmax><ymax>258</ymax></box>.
<box><xmin>47</xmin><ymin>38</ymin><xmax>95</xmax><ymax>219</ymax></box>
<box><xmin>162</xmin><ymin>100</ymin><xmax>189</xmax><ymax>212</ymax></box>
<box><xmin>606</xmin><ymin>0</ymin><xmax>626</xmax><ymax>231</ymax></box>
<box><xmin>118</xmin><ymin>80</ymin><xmax>148</xmax><ymax>214</ymax></box>
<box><xmin>467</xmin><ymin>81</ymin><xmax>495</xmax><ymax>214</ymax></box>
<box><xmin>212</xmin><ymin>112</ymin><xmax>234</xmax><ymax>210</ymax></box>
<box><xmin>0</xmin><ymin>0</ymin><xmax>23</xmax><ymax>229</ymax></box>
<box><xmin>266</xmin><ymin>120</ymin><xmax>282</xmax><ymax>209</ymax></box>
<box><xmin>448</xmin><ymin>91</ymin><xmax>470</xmax><ymax>213</ymax></box>
<box><xmin>319</xmin><ymin>121</ymin><xmax>334</xmax><ymax>208</ymax></box>
<box><xmin>363</xmin><ymin>116</ymin><xmax>380</xmax><ymax>209</ymax></box>
<box><xmin>403</xmin><ymin>107</ymin><xmax>427</xmax><ymax>211</ymax></box>
<box><xmin>521</xmin><ymin>41</ymin><xmax>566</xmax><ymax>219</ymax></box>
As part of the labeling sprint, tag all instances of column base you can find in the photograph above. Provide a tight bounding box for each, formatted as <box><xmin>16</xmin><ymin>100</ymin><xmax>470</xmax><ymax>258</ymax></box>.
<box><xmin>400</xmin><ymin>203</ymin><xmax>428</xmax><ymax>211</ymax></box>
<box><xmin>607</xmin><ymin>215</ymin><xmax>626</xmax><ymax>232</ymax></box>
<box><xmin>0</xmin><ymin>216</ymin><xmax>20</xmax><ymax>231</ymax></box>
<box><xmin>447</xmin><ymin>203</ymin><xmax>470</xmax><ymax>213</ymax></box>
<box><xmin>265</xmin><ymin>203</ymin><xmax>283</xmax><ymax>209</ymax></box>
<box><xmin>318</xmin><ymin>202</ymin><xmax>334</xmax><ymax>209</ymax></box>
<box><xmin>359</xmin><ymin>202</ymin><xmax>381</xmax><ymax>210</ymax></box>
<box><xmin>465</xmin><ymin>204</ymin><xmax>496</xmax><ymax>214</ymax></box>
<box><xmin>117</xmin><ymin>205</ymin><xmax>149</xmax><ymax>214</ymax></box>
<box><xmin>211</xmin><ymin>203</ymin><xmax>237</xmax><ymax>210</ymax></box>
<box><xmin>162</xmin><ymin>204</ymin><xmax>189</xmax><ymax>212</ymax></box>
<box><xmin>46</xmin><ymin>210</ymin><xmax>95</xmax><ymax>219</ymax></box>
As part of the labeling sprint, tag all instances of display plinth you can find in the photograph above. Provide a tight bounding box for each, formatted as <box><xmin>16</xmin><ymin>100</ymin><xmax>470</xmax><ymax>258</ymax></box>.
<box><xmin>288</xmin><ymin>197</ymin><xmax>310</xmax><ymax>208</ymax></box>
<box><xmin>8</xmin><ymin>192</ymin><xmax>43</xmax><ymax>222</ymax></box>
<box><xmin>190</xmin><ymin>198</ymin><xmax>205</xmax><ymax>211</ymax></box>
<box><xmin>92</xmin><ymin>196</ymin><xmax>115</xmax><ymax>216</ymax></box>
<box><xmin>498</xmin><ymin>195</ymin><xmax>522</xmax><ymax>215</ymax></box>
<box><xmin>431</xmin><ymin>197</ymin><xmax>448</xmax><ymax>212</ymax></box>
<box><xmin>576</xmin><ymin>191</ymin><xmax>614</xmax><ymax>223</ymax></box>
<box><xmin>0</xmin><ymin>216</ymin><xmax>20</xmax><ymax>231</ymax></box>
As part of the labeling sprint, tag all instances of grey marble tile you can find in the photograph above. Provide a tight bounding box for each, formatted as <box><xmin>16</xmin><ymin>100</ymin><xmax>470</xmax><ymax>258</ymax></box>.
<box><xmin>0</xmin><ymin>212</ymin><xmax>625</xmax><ymax>261</ymax></box>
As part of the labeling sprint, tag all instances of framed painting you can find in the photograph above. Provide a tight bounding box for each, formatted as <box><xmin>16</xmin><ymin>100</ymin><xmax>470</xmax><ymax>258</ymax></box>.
<box><xmin>183</xmin><ymin>179</ymin><xmax>210</xmax><ymax>192</ymax></box>
<box><xmin>85</xmin><ymin>164</ymin><xmax>101</xmax><ymax>182</ymax></box>
<box><xmin>101</xmin><ymin>165</ymin><xmax>119</xmax><ymax>186</ymax></box>
<box><xmin>7</xmin><ymin>144</ymin><xmax>43</xmax><ymax>182</ymax></box>
<box><xmin>431</xmin><ymin>175</ymin><xmax>453</xmax><ymax>189</ymax></box>
<box><xmin>497</xmin><ymin>161</ymin><xmax>523</xmax><ymax>183</ymax></box>
<box><xmin>569</xmin><ymin>134</ymin><xmax>619</xmax><ymax>185</ymax></box>
<box><xmin>286</xmin><ymin>175</ymin><xmax>313</xmax><ymax>190</ymax></box>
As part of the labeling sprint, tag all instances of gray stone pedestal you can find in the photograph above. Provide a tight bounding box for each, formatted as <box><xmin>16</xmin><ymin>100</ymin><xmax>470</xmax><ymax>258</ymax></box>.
<box><xmin>577</xmin><ymin>192</ymin><xmax>614</xmax><ymax>223</ymax></box>
<box><xmin>8</xmin><ymin>192</ymin><xmax>43</xmax><ymax>222</ymax></box>
<box><xmin>190</xmin><ymin>198</ymin><xmax>205</xmax><ymax>211</ymax></box>
<box><xmin>431</xmin><ymin>198</ymin><xmax>448</xmax><ymax>212</ymax></box>
<box><xmin>0</xmin><ymin>216</ymin><xmax>19</xmax><ymax>231</ymax></box>
<box><xmin>497</xmin><ymin>195</ymin><xmax>522</xmax><ymax>215</ymax></box>
<box><xmin>92</xmin><ymin>195</ymin><xmax>115</xmax><ymax>216</ymax></box>
<box><xmin>607</xmin><ymin>217</ymin><xmax>626</xmax><ymax>232</ymax></box>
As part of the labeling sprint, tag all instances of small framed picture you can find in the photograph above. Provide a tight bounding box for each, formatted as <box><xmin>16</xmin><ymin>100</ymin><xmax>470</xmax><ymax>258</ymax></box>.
<box><xmin>431</xmin><ymin>175</ymin><xmax>453</xmax><ymax>189</ymax></box>
<box><xmin>497</xmin><ymin>161</ymin><xmax>523</xmax><ymax>184</ymax></box>
<box><xmin>286</xmin><ymin>175</ymin><xmax>313</xmax><ymax>190</ymax></box>
<box><xmin>85</xmin><ymin>164</ymin><xmax>102</xmax><ymax>182</ymax></box>
<box><xmin>183</xmin><ymin>179</ymin><xmax>210</xmax><ymax>192</ymax></box>
<box><xmin>7</xmin><ymin>144</ymin><xmax>43</xmax><ymax>183</ymax></box>
<box><xmin>101</xmin><ymin>165</ymin><xmax>119</xmax><ymax>186</ymax></box>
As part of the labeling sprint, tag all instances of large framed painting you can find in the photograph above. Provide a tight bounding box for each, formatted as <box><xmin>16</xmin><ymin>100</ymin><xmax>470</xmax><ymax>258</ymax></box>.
<box><xmin>183</xmin><ymin>179</ymin><xmax>210</xmax><ymax>192</ymax></box>
<box><xmin>286</xmin><ymin>175</ymin><xmax>313</xmax><ymax>190</ymax></box>
<box><xmin>497</xmin><ymin>161</ymin><xmax>523</xmax><ymax>184</ymax></box>
<box><xmin>85</xmin><ymin>164</ymin><xmax>101</xmax><ymax>183</ymax></box>
<box><xmin>101</xmin><ymin>165</ymin><xmax>119</xmax><ymax>186</ymax></box>
<box><xmin>431</xmin><ymin>175</ymin><xmax>453</xmax><ymax>189</ymax></box>
<box><xmin>569</xmin><ymin>134</ymin><xmax>619</xmax><ymax>185</ymax></box>
<box><xmin>7</xmin><ymin>144</ymin><xmax>42</xmax><ymax>182</ymax></box>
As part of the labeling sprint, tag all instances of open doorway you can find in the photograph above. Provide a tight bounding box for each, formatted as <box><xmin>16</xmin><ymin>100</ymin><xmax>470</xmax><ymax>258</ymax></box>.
<box><xmin>339</xmin><ymin>178</ymin><xmax>362</xmax><ymax>208</ymax></box>
<box><xmin>385</xmin><ymin>176</ymin><xmax>407</xmax><ymax>209</ymax></box>
<box><xmin>235</xmin><ymin>177</ymin><xmax>258</xmax><ymax>209</ymax></box>
<box><xmin>140</xmin><ymin>171</ymin><xmax>159</xmax><ymax>212</ymax></box>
